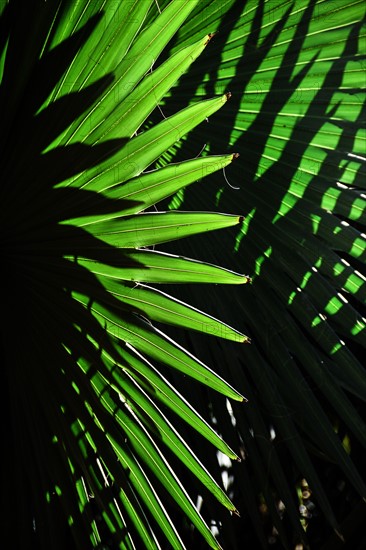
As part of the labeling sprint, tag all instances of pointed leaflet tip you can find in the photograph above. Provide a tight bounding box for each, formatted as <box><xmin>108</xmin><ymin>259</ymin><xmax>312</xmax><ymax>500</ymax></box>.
<box><xmin>230</xmin><ymin>391</ymin><xmax>248</xmax><ymax>403</ymax></box>
<box><xmin>237</xmin><ymin>394</ymin><xmax>248</xmax><ymax>403</ymax></box>
<box><xmin>225</xmin><ymin>91</ymin><xmax>232</xmax><ymax>100</ymax></box>
<box><xmin>232</xmin><ymin>152</ymin><xmax>239</xmax><ymax>160</ymax></box>
<box><xmin>205</xmin><ymin>32</ymin><xmax>217</xmax><ymax>45</ymax></box>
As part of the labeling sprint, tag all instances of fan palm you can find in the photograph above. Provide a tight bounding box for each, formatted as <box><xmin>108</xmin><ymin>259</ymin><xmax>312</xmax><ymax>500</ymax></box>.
<box><xmin>2</xmin><ymin>1</ymin><xmax>366</xmax><ymax>549</ymax></box>
<box><xmin>2</xmin><ymin>1</ymin><xmax>250</xmax><ymax>549</ymax></box>
<box><xmin>152</xmin><ymin>0</ymin><xmax>366</xmax><ymax>548</ymax></box>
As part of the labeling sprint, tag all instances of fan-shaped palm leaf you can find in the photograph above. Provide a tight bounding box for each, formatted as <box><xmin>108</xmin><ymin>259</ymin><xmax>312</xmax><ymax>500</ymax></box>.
<box><xmin>151</xmin><ymin>0</ymin><xmax>365</xmax><ymax>547</ymax></box>
<box><xmin>2</xmin><ymin>2</ymin><xmax>251</xmax><ymax>548</ymax></box>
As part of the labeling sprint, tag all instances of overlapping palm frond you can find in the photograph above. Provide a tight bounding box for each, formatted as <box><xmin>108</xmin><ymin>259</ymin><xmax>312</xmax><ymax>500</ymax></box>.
<box><xmin>151</xmin><ymin>0</ymin><xmax>366</xmax><ymax>547</ymax></box>
<box><xmin>1</xmin><ymin>2</ymin><xmax>253</xmax><ymax>548</ymax></box>
<box><xmin>2</xmin><ymin>0</ymin><xmax>365</xmax><ymax>548</ymax></box>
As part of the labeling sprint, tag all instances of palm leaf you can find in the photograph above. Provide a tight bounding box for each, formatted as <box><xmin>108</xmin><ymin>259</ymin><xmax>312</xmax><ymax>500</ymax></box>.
<box><xmin>2</xmin><ymin>1</ymin><xmax>250</xmax><ymax>548</ymax></box>
<box><xmin>151</xmin><ymin>0</ymin><xmax>366</xmax><ymax>547</ymax></box>
<box><xmin>3</xmin><ymin>0</ymin><xmax>366</xmax><ymax>548</ymax></box>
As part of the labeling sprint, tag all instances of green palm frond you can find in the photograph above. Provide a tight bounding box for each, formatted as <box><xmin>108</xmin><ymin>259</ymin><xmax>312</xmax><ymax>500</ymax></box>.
<box><xmin>2</xmin><ymin>2</ymin><xmax>251</xmax><ymax>548</ymax></box>
<box><xmin>3</xmin><ymin>0</ymin><xmax>366</xmax><ymax>549</ymax></box>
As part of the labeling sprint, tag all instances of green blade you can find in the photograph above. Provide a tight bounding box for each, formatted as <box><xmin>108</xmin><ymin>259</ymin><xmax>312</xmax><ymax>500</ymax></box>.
<box><xmin>101</xmin><ymin>280</ymin><xmax>250</xmax><ymax>343</ymax></box>
<box><xmin>70</xmin><ymin>211</ymin><xmax>243</xmax><ymax>248</ymax></box>
<box><xmin>61</xmin><ymin>93</ymin><xmax>232</xmax><ymax>191</ymax></box>
<box><xmin>96</xmin><ymin>377</ymin><xmax>224</xmax><ymax>550</ymax></box>
<box><xmin>99</xmin><ymin>356</ymin><xmax>238</xmax><ymax>511</ymax></box>
<box><xmin>88</xmin><ymin>33</ymin><xmax>215</xmax><ymax>142</ymax></box>
<box><xmin>64</xmin><ymin>153</ymin><xmax>237</xmax><ymax>221</ymax></box>
<box><xmin>72</xmin><ymin>291</ymin><xmax>245</xmax><ymax>401</ymax></box>
<box><xmin>107</xmin><ymin>345</ymin><xmax>242</xmax><ymax>461</ymax></box>
<box><xmin>62</xmin><ymin>0</ymin><xmax>201</xmax><ymax>146</ymax></box>
<box><xmin>71</xmin><ymin>249</ymin><xmax>250</xmax><ymax>284</ymax></box>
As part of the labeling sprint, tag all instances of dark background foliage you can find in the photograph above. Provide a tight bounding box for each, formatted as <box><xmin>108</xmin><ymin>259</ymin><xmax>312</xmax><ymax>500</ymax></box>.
<box><xmin>151</xmin><ymin>1</ymin><xmax>366</xmax><ymax>548</ymax></box>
